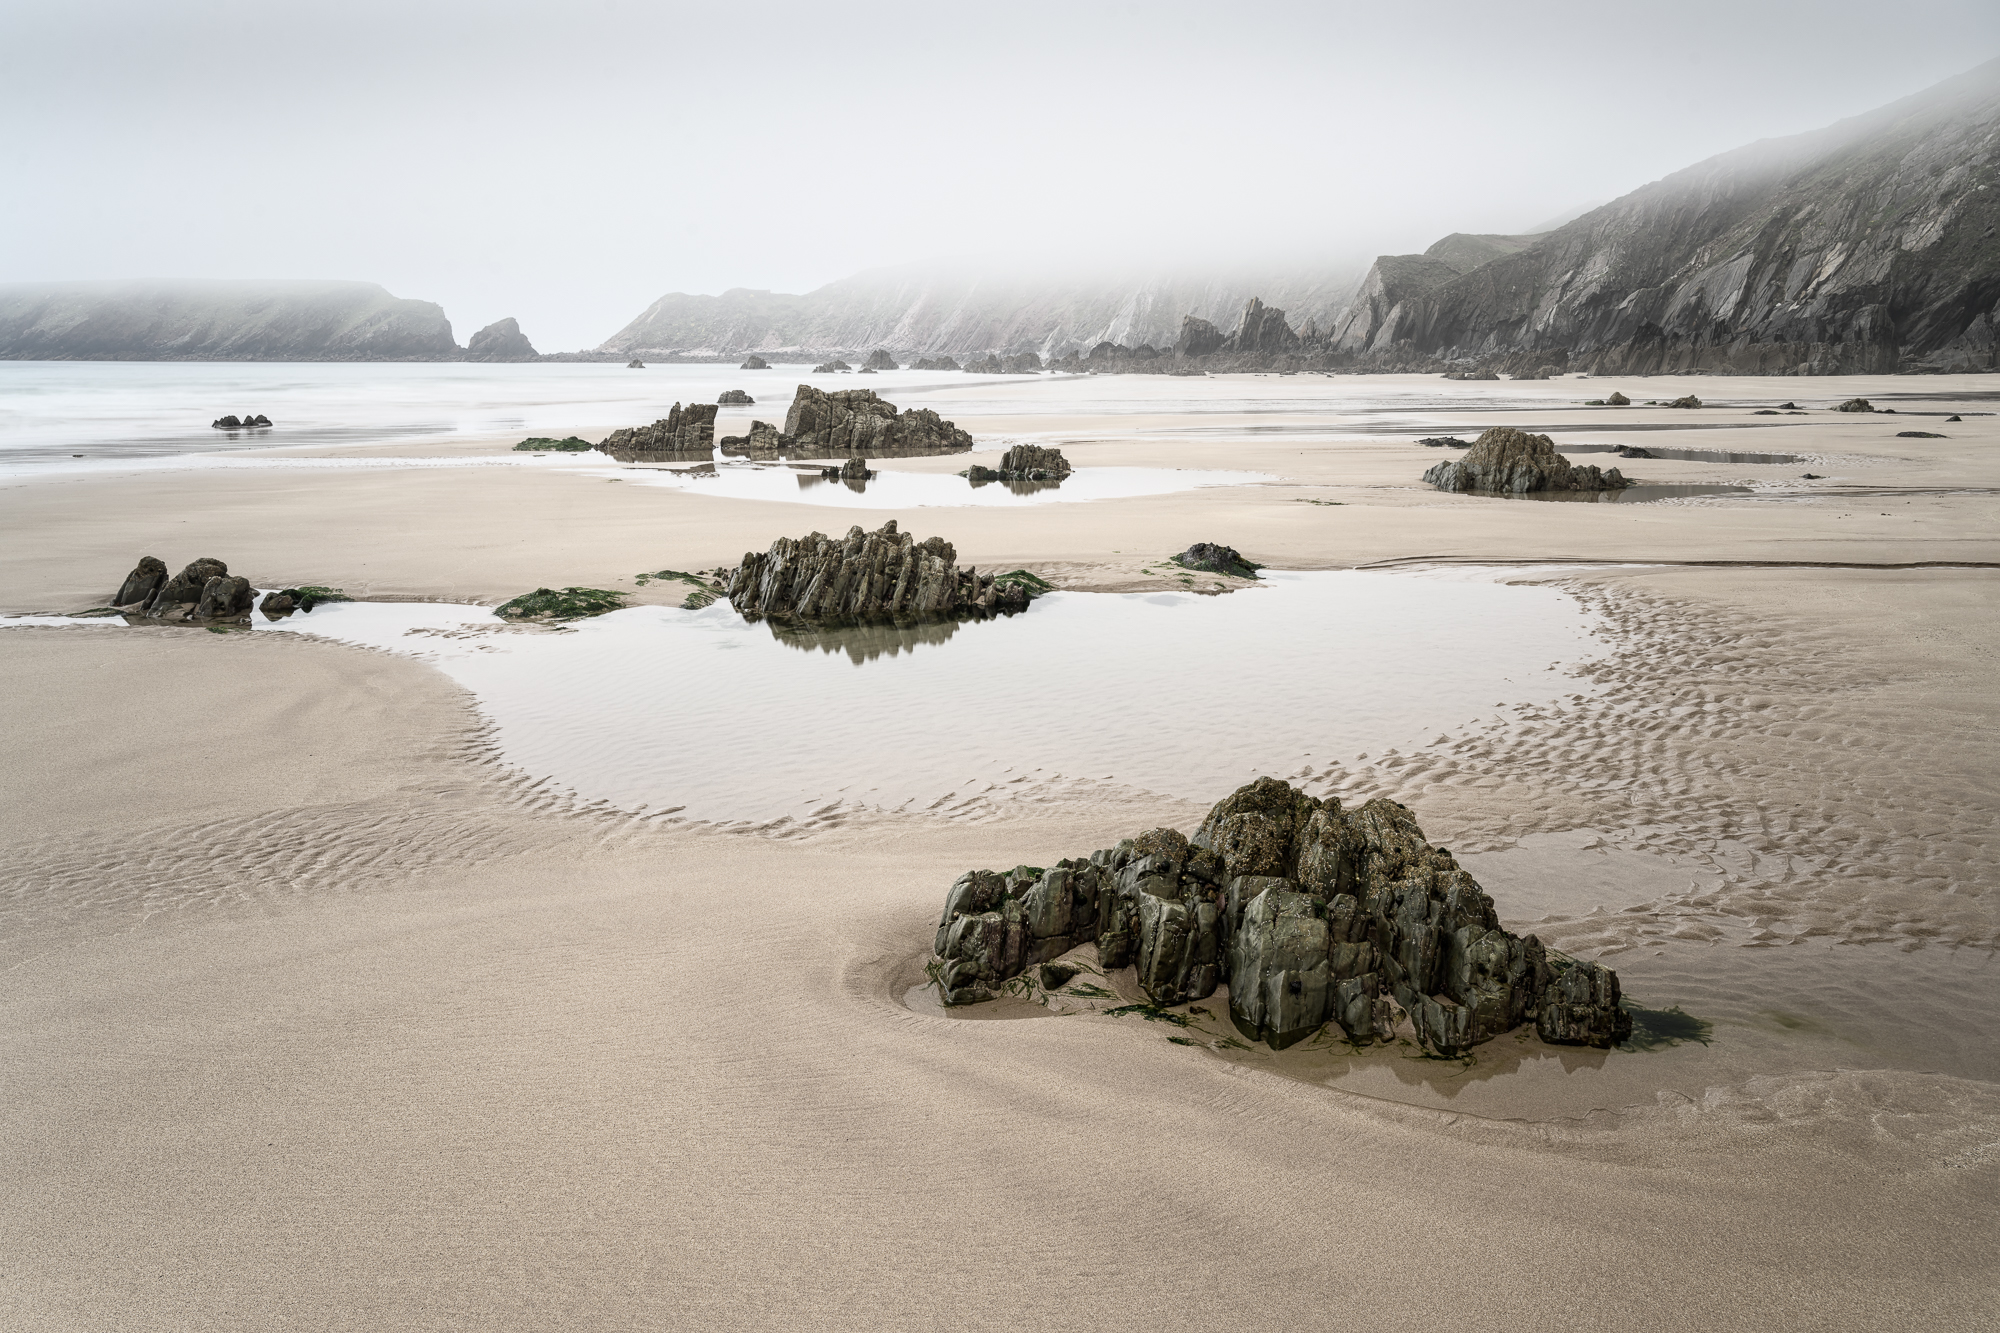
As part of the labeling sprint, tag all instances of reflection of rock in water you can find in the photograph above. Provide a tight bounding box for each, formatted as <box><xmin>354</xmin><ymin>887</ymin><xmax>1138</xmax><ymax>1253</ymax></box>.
<box><xmin>603</xmin><ymin>448</ymin><xmax>713</xmax><ymax>464</ymax></box>
<box><xmin>766</xmin><ymin>615</ymin><xmax>963</xmax><ymax>664</ymax></box>
<box><xmin>967</xmin><ymin>473</ymin><xmax>1062</xmax><ymax>496</ymax></box>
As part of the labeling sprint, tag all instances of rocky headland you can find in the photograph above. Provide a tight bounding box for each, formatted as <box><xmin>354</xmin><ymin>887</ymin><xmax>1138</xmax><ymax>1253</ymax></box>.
<box><xmin>1423</xmin><ymin>427</ymin><xmax>1630</xmax><ymax>494</ymax></box>
<box><xmin>932</xmin><ymin>778</ymin><xmax>1632</xmax><ymax>1056</ymax></box>
<box><xmin>725</xmin><ymin>520</ymin><xmax>1037</xmax><ymax>625</ymax></box>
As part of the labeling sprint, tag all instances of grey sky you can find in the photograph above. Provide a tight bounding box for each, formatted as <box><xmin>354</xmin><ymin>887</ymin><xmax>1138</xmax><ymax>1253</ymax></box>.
<box><xmin>4</xmin><ymin>0</ymin><xmax>1996</xmax><ymax>350</ymax></box>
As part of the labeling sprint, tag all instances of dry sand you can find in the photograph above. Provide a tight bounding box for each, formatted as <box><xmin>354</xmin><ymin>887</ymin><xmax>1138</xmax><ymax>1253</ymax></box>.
<box><xmin>3</xmin><ymin>372</ymin><xmax>1997</xmax><ymax>1329</ymax></box>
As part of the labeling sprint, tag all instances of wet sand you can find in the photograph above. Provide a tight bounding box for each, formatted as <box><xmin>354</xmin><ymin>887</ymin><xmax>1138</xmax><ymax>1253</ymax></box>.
<box><xmin>3</xmin><ymin>373</ymin><xmax>1998</xmax><ymax>1329</ymax></box>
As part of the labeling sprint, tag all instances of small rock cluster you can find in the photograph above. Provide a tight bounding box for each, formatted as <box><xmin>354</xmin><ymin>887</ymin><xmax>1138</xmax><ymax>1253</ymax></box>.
<box><xmin>1836</xmin><ymin>397</ymin><xmax>1875</xmax><ymax>412</ymax></box>
<box><xmin>717</xmin><ymin>389</ymin><xmax>755</xmax><ymax>405</ymax></box>
<box><xmin>211</xmin><ymin>414</ymin><xmax>272</xmax><ymax>429</ymax></box>
<box><xmin>811</xmin><ymin>359</ymin><xmax>852</xmax><ymax>374</ymax></box>
<box><xmin>932</xmin><ymin>778</ymin><xmax>1632</xmax><ymax>1056</ymax></box>
<box><xmin>818</xmin><ymin>457</ymin><xmax>874</xmax><ymax>482</ymax></box>
<box><xmin>725</xmin><ymin>520</ymin><xmax>1033</xmax><ymax>625</ymax></box>
<box><xmin>111</xmin><ymin>556</ymin><xmax>256</xmax><ymax>623</ymax></box>
<box><xmin>966</xmin><ymin>444</ymin><xmax>1071</xmax><ymax>483</ymax></box>
<box><xmin>1173</xmin><ymin>543</ymin><xmax>1259</xmax><ymax>578</ymax></box>
<box><xmin>720</xmin><ymin>385</ymin><xmax>974</xmax><ymax>458</ymax></box>
<box><xmin>1423</xmin><ymin>427</ymin><xmax>1629</xmax><ymax>494</ymax></box>
<box><xmin>913</xmin><ymin>356</ymin><xmax>961</xmax><ymax>371</ymax></box>
<box><xmin>600</xmin><ymin>403</ymin><xmax>718</xmax><ymax>455</ymax></box>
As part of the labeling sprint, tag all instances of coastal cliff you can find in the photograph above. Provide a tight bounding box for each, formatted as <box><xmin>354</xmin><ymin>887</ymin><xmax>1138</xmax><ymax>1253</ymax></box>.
<box><xmin>0</xmin><ymin>280</ymin><xmax>461</xmax><ymax>361</ymax></box>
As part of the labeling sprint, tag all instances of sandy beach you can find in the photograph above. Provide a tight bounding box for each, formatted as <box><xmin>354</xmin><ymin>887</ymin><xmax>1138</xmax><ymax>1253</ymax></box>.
<box><xmin>3</xmin><ymin>371</ymin><xmax>1997</xmax><ymax>1329</ymax></box>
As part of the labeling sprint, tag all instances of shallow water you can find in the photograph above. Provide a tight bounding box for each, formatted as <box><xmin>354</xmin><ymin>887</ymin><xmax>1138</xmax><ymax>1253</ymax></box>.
<box><xmin>1448</xmin><ymin>484</ymin><xmax>1755</xmax><ymax>503</ymax></box>
<box><xmin>578</xmin><ymin>461</ymin><xmax>1269</xmax><ymax>508</ymax></box>
<box><xmin>9</xmin><ymin>570</ymin><xmax>1603</xmax><ymax>821</ymax></box>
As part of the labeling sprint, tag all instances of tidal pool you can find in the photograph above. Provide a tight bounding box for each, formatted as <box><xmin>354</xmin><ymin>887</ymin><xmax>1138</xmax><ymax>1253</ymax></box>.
<box><xmin>570</xmin><ymin>460</ymin><xmax>1269</xmax><ymax>507</ymax></box>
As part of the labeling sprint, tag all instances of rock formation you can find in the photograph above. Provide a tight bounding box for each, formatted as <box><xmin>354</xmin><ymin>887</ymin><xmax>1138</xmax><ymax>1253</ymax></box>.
<box><xmin>1416</xmin><ymin>436</ymin><xmax>1470</xmax><ymax>449</ymax></box>
<box><xmin>1423</xmin><ymin>427</ymin><xmax>1630</xmax><ymax>494</ymax></box>
<box><xmin>599</xmin><ymin>403</ymin><xmax>718</xmax><ymax>456</ymax></box>
<box><xmin>1666</xmin><ymin>395</ymin><xmax>1703</xmax><ymax>409</ymax></box>
<box><xmin>818</xmin><ymin>457</ymin><xmax>874</xmax><ymax>482</ymax></box>
<box><xmin>112</xmin><ymin>556</ymin><xmax>255</xmax><ymax>623</ymax></box>
<box><xmin>811</xmin><ymin>359</ymin><xmax>851</xmax><ymax>373</ymax></box>
<box><xmin>1173</xmin><ymin>543</ymin><xmax>1259</xmax><ymax>578</ymax></box>
<box><xmin>931</xmin><ymin>777</ymin><xmax>1634</xmax><ymax>1055</ymax></box>
<box><xmin>1605</xmin><ymin>391</ymin><xmax>1631</xmax><ymax>405</ymax></box>
<box><xmin>999</xmin><ymin>352</ymin><xmax>1041</xmax><ymax>374</ymax></box>
<box><xmin>962</xmin><ymin>353</ymin><xmax>1003</xmax><ymax>373</ymax></box>
<box><xmin>741</xmin><ymin>355</ymin><xmax>770</xmax><ymax>369</ymax></box>
<box><xmin>863</xmin><ymin>349</ymin><xmax>898</xmax><ymax>370</ymax></box>
<box><xmin>211</xmin><ymin>414</ymin><xmax>272</xmax><ymax>429</ymax></box>
<box><xmin>966</xmin><ymin>444</ymin><xmax>1071</xmax><ymax>483</ymax></box>
<box><xmin>0</xmin><ymin>280</ymin><xmax>460</xmax><ymax>361</ymax></box>
<box><xmin>913</xmin><ymin>356</ymin><xmax>961</xmax><ymax>371</ymax></box>
<box><xmin>717</xmin><ymin>389</ymin><xmax>755</xmax><ymax>405</ymax></box>
<box><xmin>773</xmin><ymin>385</ymin><xmax>974</xmax><ymax>457</ymax></box>
<box><xmin>465</xmin><ymin>317</ymin><xmax>538</xmax><ymax>361</ymax></box>
<box><xmin>627</xmin><ymin>359</ymin><xmax>646</xmax><ymax>369</ymax></box>
<box><xmin>1837</xmin><ymin>397</ymin><xmax>1876</xmax><ymax>412</ymax></box>
<box><xmin>1173</xmin><ymin>315</ymin><xmax>1227</xmax><ymax>359</ymax></box>
<box><xmin>725</xmin><ymin>520</ymin><xmax>1035</xmax><ymax>625</ymax></box>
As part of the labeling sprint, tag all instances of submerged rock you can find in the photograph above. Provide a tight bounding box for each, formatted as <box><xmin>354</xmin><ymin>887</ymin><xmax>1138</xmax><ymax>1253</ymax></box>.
<box><xmin>1423</xmin><ymin>427</ymin><xmax>1629</xmax><ymax>494</ymax></box>
<box><xmin>931</xmin><ymin>777</ymin><xmax>1632</xmax><ymax>1056</ymax></box>
<box><xmin>725</xmin><ymin>519</ymin><xmax>1037</xmax><ymax>625</ymax></box>
<box><xmin>1897</xmin><ymin>430</ymin><xmax>1947</xmax><ymax>438</ymax></box>
<box><xmin>1173</xmin><ymin>543</ymin><xmax>1259</xmax><ymax>578</ymax></box>
<box><xmin>780</xmin><ymin>385</ymin><xmax>974</xmax><ymax>457</ymax></box>
<box><xmin>717</xmin><ymin>389</ymin><xmax>755</xmax><ymax>405</ymax></box>
<box><xmin>600</xmin><ymin>403</ymin><xmax>718</xmax><ymax>455</ymax></box>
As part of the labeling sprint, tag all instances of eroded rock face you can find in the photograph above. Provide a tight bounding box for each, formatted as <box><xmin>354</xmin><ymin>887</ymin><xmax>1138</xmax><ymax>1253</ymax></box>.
<box><xmin>779</xmin><ymin>385</ymin><xmax>974</xmax><ymax>457</ymax></box>
<box><xmin>600</xmin><ymin>403</ymin><xmax>718</xmax><ymax>455</ymax></box>
<box><xmin>725</xmin><ymin>519</ymin><xmax>1031</xmax><ymax>625</ymax></box>
<box><xmin>1423</xmin><ymin>426</ymin><xmax>1629</xmax><ymax>493</ymax></box>
<box><xmin>113</xmin><ymin>556</ymin><xmax>168</xmax><ymax>607</ymax></box>
<box><xmin>932</xmin><ymin>777</ymin><xmax>1632</xmax><ymax>1056</ymax></box>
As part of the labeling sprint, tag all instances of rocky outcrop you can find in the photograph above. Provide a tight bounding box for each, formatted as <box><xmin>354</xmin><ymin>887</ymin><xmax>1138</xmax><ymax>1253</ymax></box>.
<box><xmin>931</xmin><ymin>777</ymin><xmax>1633</xmax><ymax>1056</ymax></box>
<box><xmin>725</xmin><ymin>520</ymin><xmax>1035</xmax><ymax>625</ymax></box>
<box><xmin>1328</xmin><ymin>59</ymin><xmax>2000</xmax><ymax>375</ymax></box>
<box><xmin>1000</xmin><ymin>351</ymin><xmax>1041</xmax><ymax>374</ymax></box>
<box><xmin>1173</xmin><ymin>543</ymin><xmax>1258</xmax><ymax>578</ymax></box>
<box><xmin>863</xmin><ymin>349</ymin><xmax>898</xmax><ymax>370</ymax></box>
<box><xmin>741</xmin><ymin>355</ymin><xmax>770</xmax><ymax>369</ymax></box>
<box><xmin>211</xmin><ymin>413</ymin><xmax>272</xmax><ymax>429</ymax></box>
<box><xmin>962</xmin><ymin>353</ymin><xmax>1003</xmax><ymax>373</ymax></box>
<box><xmin>819</xmin><ymin>457</ymin><xmax>874</xmax><ymax>482</ymax></box>
<box><xmin>0</xmin><ymin>280</ymin><xmax>459</xmax><ymax>361</ymax></box>
<box><xmin>1423</xmin><ymin>427</ymin><xmax>1629</xmax><ymax>494</ymax></box>
<box><xmin>1173</xmin><ymin>315</ymin><xmax>1227</xmax><ymax>358</ymax></box>
<box><xmin>627</xmin><ymin>359</ymin><xmax>646</xmax><ymax>369</ymax></box>
<box><xmin>811</xmin><ymin>359</ymin><xmax>851</xmax><ymax>373</ymax></box>
<box><xmin>465</xmin><ymin>317</ymin><xmax>537</xmax><ymax>361</ymax></box>
<box><xmin>1837</xmin><ymin>397</ymin><xmax>1876</xmax><ymax>412</ymax></box>
<box><xmin>599</xmin><ymin>403</ymin><xmax>718</xmax><ymax>456</ymax></box>
<box><xmin>778</xmin><ymin>385</ymin><xmax>974</xmax><ymax>457</ymax></box>
<box><xmin>914</xmin><ymin>356</ymin><xmax>961</xmax><ymax>371</ymax></box>
<box><xmin>717</xmin><ymin>389</ymin><xmax>755</xmax><ymax>405</ymax></box>
<box><xmin>112</xmin><ymin>556</ymin><xmax>255</xmax><ymax>623</ymax></box>
<box><xmin>967</xmin><ymin>444</ymin><xmax>1072</xmax><ymax>483</ymax></box>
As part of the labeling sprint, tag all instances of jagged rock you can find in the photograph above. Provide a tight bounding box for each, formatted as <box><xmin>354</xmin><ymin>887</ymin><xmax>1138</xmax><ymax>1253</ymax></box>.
<box><xmin>725</xmin><ymin>519</ymin><xmax>1036</xmax><ymax>625</ymax></box>
<box><xmin>741</xmin><ymin>355</ymin><xmax>770</xmax><ymax>369</ymax></box>
<box><xmin>1423</xmin><ymin>427</ymin><xmax>1629</xmax><ymax>493</ymax></box>
<box><xmin>780</xmin><ymin>385</ymin><xmax>974</xmax><ymax>457</ymax></box>
<box><xmin>1606</xmin><ymin>391</ymin><xmax>1631</xmax><ymax>405</ymax></box>
<box><xmin>627</xmin><ymin>359</ymin><xmax>646</xmax><ymax>369</ymax></box>
<box><xmin>1666</xmin><ymin>395</ymin><xmax>1703</xmax><ymax>409</ymax></box>
<box><xmin>599</xmin><ymin>403</ymin><xmax>718</xmax><ymax>455</ymax></box>
<box><xmin>465</xmin><ymin>317</ymin><xmax>537</xmax><ymax>361</ymax></box>
<box><xmin>862</xmin><ymin>349</ymin><xmax>898</xmax><ymax>370</ymax></box>
<box><xmin>1416</xmin><ymin>436</ymin><xmax>1470</xmax><ymax>449</ymax></box>
<box><xmin>1174</xmin><ymin>316</ymin><xmax>1227</xmax><ymax>359</ymax></box>
<box><xmin>1172</xmin><ymin>543</ymin><xmax>1259</xmax><ymax>578</ymax></box>
<box><xmin>147</xmin><ymin>558</ymin><xmax>229</xmax><ymax>615</ymax></box>
<box><xmin>932</xmin><ymin>778</ymin><xmax>1631</xmax><ymax>1055</ymax></box>
<box><xmin>717</xmin><ymin>389</ymin><xmax>755</xmax><ymax>405</ymax></box>
<box><xmin>1226</xmin><ymin>298</ymin><xmax>1299</xmax><ymax>356</ymax></box>
<box><xmin>113</xmin><ymin>556</ymin><xmax>168</xmax><ymax>607</ymax></box>
<box><xmin>1837</xmin><ymin>397</ymin><xmax>1875</xmax><ymax>412</ymax></box>
<box><xmin>211</xmin><ymin>413</ymin><xmax>272</xmax><ymax>429</ymax></box>
<box><xmin>977</xmin><ymin>444</ymin><xmax>1071</xmax><ymax>481</ymax></box>
<box><xmin>914</xmin><ymin>355</ymin><xmax>961</xmax><ymax>371</ymax></box>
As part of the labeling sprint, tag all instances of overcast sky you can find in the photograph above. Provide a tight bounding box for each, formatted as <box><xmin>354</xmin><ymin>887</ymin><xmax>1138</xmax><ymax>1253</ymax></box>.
<box><xmin>4</xmin><ymin>0</ymin><xmax>1996</xmax><ymax>349</ymax></box>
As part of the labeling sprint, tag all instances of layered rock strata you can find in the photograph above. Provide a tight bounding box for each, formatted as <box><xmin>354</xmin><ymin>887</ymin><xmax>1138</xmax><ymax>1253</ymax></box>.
<box><xmin>599</xmin><ymin>403</ymin><xmax>717</xmax><ymax>456</ymax></box>
<box><xmin>1423</xmin><ymin>427</ymin><xmax>1629</xmax><ymax>494</ymax></box>
<box><xmin>932</xmin><ymin>778</ymin><xmax>1632</xmax><ymax>1056</ymax></box>
<box><xmin>967</xmin><ymin>444</ymin><xmax>1071</xmax><ymax>482</ymax></box>
<box><xmin>725</xmin><ymin>520</ymin><xmax>1031</xmax><ymax>625</ymax></box>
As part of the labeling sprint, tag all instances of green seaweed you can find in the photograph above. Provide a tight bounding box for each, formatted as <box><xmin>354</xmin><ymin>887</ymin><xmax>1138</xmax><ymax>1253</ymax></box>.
<box><xmin>495</xmin><ymin>586</ymin><xmax>627</xmax><ymax>621</ymax></box>
<box><xmin>513</xmin><ymin>436</ymin><xmax>595</xmax><ymax>451</ymax></box>
<box><xmin>992</xmin><ymin>569</ymin><xmax>1053</xmax><ymax>597</ymax></box>
<box><xmin>1166</xmin><ymin>1035</ymin><xmax>1199</xmax><ymax>1046</ymax></box>
<box><xmin>1620</xmin><ymin>1002</ymin><xmax>1713</xmax><ymax>1052</ymax></box>
<box><xmin>1061</xmin><ymin>982</ymin><xmax>1116</xmax><ymax>998</ymax></box>
<box><xmin>683</xmin><ymin>589</ymin><xmax>716</xmax><ymax>610</ymax></box>
<box><xmin>282</xmin><ymin>585</ymin><xmax>351</xmax><ymax>612</ymax></box>
<box><xmin>1104</xmin><ymin>1003</ymin><xmax>1194</xmax><ymax>1028</ymax></box>
<box><xmin>634</xmin><ymin>569</ymin><xmax>712</xmax><ymax>588</ymax></box>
